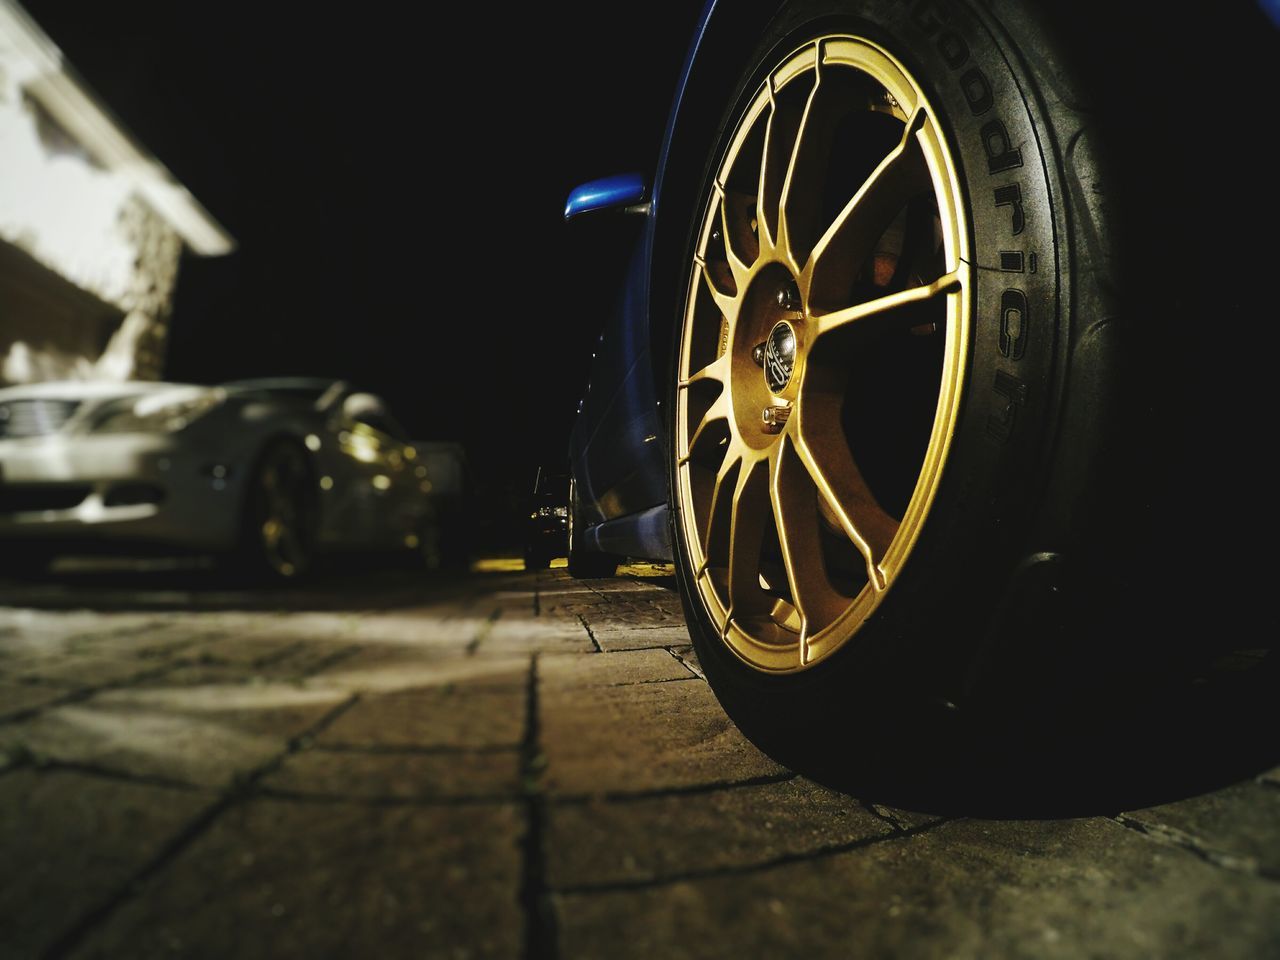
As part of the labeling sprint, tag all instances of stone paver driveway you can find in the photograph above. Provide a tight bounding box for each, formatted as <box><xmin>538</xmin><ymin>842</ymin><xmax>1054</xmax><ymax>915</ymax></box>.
<box><xmin>1</xmin><ymin>563</ymin><xmax>1277</xmax><ymax>959</ymax></box>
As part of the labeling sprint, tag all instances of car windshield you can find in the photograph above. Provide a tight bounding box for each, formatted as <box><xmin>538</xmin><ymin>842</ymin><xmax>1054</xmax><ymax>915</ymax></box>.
<box><xmin>221</xmin><ymin>379</ymin><xmax>341</xmax><ymax>407</ymax></box>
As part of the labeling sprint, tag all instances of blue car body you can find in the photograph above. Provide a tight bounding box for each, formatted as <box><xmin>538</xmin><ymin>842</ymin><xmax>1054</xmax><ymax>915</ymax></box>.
<box><xmin>566</xmin><ymin>0</ymin><xmax>739</xmax><ymax>563</ymax></box>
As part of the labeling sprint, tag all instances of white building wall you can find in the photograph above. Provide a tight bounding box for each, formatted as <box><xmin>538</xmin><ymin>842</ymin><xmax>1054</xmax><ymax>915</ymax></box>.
<box><xmin>0</xmin><ymin>0</ymin><xmax>228</xmax><ymax>385</ymax></box>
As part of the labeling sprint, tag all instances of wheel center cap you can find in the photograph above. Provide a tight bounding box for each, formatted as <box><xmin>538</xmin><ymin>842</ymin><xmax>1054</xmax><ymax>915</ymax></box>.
<box><xmin>764</xmin><ymin>321</ymin><xmax>797</xmax><ymax>393</ymax></box>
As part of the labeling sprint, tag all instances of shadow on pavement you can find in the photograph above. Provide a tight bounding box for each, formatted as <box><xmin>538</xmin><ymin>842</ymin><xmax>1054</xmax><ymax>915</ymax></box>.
<box><xmin>617</xmin><ymin>571</ymin><xmax>1280</xmax><ymax>821</ymax></box>
<box><xmin>792</xmin><ymin>652</ymin><xmax>1279</xmax><ymax>821</ymax></box>
<box><xmin>0</xmin><ymin>555</ymin><xmax>467</xmax><ymax>613</ymax></box>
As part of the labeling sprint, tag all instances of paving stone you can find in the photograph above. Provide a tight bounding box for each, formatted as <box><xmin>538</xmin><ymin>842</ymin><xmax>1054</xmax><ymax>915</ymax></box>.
<box><xmin>0</xmin><ymin>681</ymin><xmax>68</xmax><ymax>719</ymax></box>
<box><xmin>344</xmin><ymin>607</ymin><xmax>506</xmax><ymax>647</ymax></box>
<box><xmin>260</xmin><ymin>642</ymin><xmax>363</xmax><ymax>677</ymax></box>
<box><xmin>540</xmin><ymin>678</ymin><xmax>785</xmax><ymax>796</ymax></box>
<box><xmin>70</xmin><ymin>799</ymin><xmax>524</xmax><ymax>960</ymax></box>
<box><xmin>262</xmin><ymin>747</ymin><xmax>521</xmax><ymax>801</ymax></box>
<box><xmin>306</xmin><ymin>646</ymin><xmax>528</xmax><ymax>693</ymax></box>
<box><xmin>14</xmin><ymin>655</ymin><xmax>166</xmax><ymax>688</ymax></box>
<box><xmin>540</xmin><ymin>649</ymin><xmax>696</xmax><ymax>688</ymax></box>
<box><xmin>480</xmin><ymin>617</ymin><xmax>595</xmax><ymax>655</ymax></box>
<box><xmin>548</xmin><ymin>777</ymin><xmax>892</xmax><ymax>889</ymax></box>
<box><xmin>0</xmin><ymin>611</ymin><xmax>162</xmax><ymax>655</ymax></box>
<box><xmin>8</xmin><ymin>565</ymin><xmax>1280</xmax><ymax>959</ymax></box>
<box><xmin>138</xmin><ymin>664</ymin><xmax>273</xmax><ymax>688</ymax></box>
<box><xmin>0</xmin><ymin>769</ymin><xmax>212</xmax><ymax>959</ymax></box>
<box><xmin>179</xmin><ymin>634</ymin><xmax>309</xmax><ymax>668</ymax></box>
<box><xmin>9</xmin><ymin>684</ymin><xmax>348</xmax><ymax>788</ymax></box>
<box><xmin>1124</xmin><ymin>780</ymin><xmax>1280</xmax><ymax>874</ymax></box>
<box><xmin>587</xmin><ymin>623</ymin><xmax>693</xmax><ymax>651</ymax></box>
<box><xmin>92</xmin><ymin>626</ymin><xmax>230</xmax><ymax>662</ymax></box>
<box><xmin>585</xmin><ymin>601</ymin><xmax>673</xmax><ymax>623</ymax></box>
<box><xmin>316</xmin><ymin>684</ymin><xmax>525</xmax><ymax>750</ymax></box>
<box><xmin>557</xmin><ymin>817</ymin><xmax>1280</xmax><ymax>959</ymax></box>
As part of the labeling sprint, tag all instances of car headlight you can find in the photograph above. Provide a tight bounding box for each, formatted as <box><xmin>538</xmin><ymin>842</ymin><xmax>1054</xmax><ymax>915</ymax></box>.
<box><xmin>91</xmin><ymin>389</ymin><xmax>226</xmax><ymax>434</ymax></box>
<box><xmin>535</xmin><ymin>506</ymin><xmax>568</xmax><ymax>518</ymax></box>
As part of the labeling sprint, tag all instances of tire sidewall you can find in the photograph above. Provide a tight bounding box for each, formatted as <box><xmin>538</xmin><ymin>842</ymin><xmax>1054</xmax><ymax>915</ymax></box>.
<box><xmin>667</xmin><ymin>0</ymin><xmax>1071</xmax><ymax>732</ymax></box>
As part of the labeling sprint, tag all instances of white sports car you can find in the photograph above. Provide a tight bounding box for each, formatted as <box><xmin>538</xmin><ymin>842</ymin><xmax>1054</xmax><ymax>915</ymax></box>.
<box><xmin>0</xmin><ymin>377</ymin><xmax>434</xmax><ymax>578</ymax></box>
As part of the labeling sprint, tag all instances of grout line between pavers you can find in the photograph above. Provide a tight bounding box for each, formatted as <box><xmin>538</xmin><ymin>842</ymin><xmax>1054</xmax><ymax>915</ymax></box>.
<box><xmin>296</xmin><ymin>643</ymin><xmax>366</xmax><ymax>679</ymax></box>
<box><xmin>133</xmin><ymin>629</ymin><xmax>233</xmax><ymax>661</ymax></box>
<box><xmin>607</xmin><ymin>676</ymin><xmax>700</xmax><ymax>687</ymax></box>
<box><xmin>40</xmin><ymin>692</ymin><xmax>362</xmax><ymax>960</ymax></box>
<box><xmin>466</xmin><ymin>607</ymin><xmax>504</xmax><ymax>658</ymax></box>
<box><xmin>664</xmin><ymin>646</ymin><xmax>704</xmax><ymax>681</ymax></box>
<box><xmin>555</xmin><ymin>816</ymin><xmax>959</xmax><ymax>896</ymax></box>
<box><xmin>257</xmin><ymin>786</ymin><xmax>521</xmax><ymax>807</ymax></box>
<box><xmin>256</xmin><ymin>770</ymin><xmax>806</xmax><ymax>810</ymax></box>
<box><xmin>861</xmin><ymin>800</ymin><xmax>907</xmax><ymax>832</ymax></box>
<box><xmin>313</xmin><ymin>742</ymin><xmax>520</xmax><ymax>756</ymax></box>
<box><xmin>549</xmin><ymin>770</ymin><xmax>799</xmax><ymax>806</ymax></box>
<box><xmin>518</xmin><ymin>653</ymin><xmax>561</xmax><ymax>960</ymax></box>
<box><xmin>26</xmin><ymin>760</ymin><xmax>209</xmax><ymax>793</ymax></box>
<box><xmin>1108</xmin><ymin>813</ymin><xmax>1280</xmax><ymax>882</ymax></box>
<box><xmin>576</xmin><ymin>614</ymin><xmax>603</xmax><ymax>654</ymax></box>
<box><xmin>248</xmin><ymin>639</ymin><xmax>308</xmax><ymax>669</ymax></box>
<box><xmin>0</xmin><ymin>661</ymin><xmax>183</xmax><ymax>727</ymax></box>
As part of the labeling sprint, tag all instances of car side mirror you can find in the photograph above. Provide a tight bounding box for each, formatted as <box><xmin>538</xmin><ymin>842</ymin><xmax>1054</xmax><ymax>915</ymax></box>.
<box><xmin>564</xmin><ymin>173</ymin><xmax>649</xmax><ymax>220</ymax></box>
<box><xmin>342</xmin><ymin>392</ymin><xmax>385</xmax><ymax>423</ymax></box>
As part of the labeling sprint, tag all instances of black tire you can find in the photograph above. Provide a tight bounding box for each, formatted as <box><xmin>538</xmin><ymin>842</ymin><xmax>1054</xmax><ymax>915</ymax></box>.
<box><xmin>402</xmin><ymin>506</ymin><xmax>441</xmax><ymax>571</ymax></box>
<box><xmin>523</xmin><ymin>549</ymin><xmax>551</xmax><ymax>572</ymax></box>
<box><xmin>566</xmin><ymin>475</ymin><xmax>617</xmax><ymax>579</ymax></box>
<box><xmin>667</xmin><ymin>0</ymin><xmax>1126</xmax><ymax>769</ymax></box>
<box><xmin>234</xmin><ymin>438</ymin><xmax>318</xmax><ymax>582</ymax></box>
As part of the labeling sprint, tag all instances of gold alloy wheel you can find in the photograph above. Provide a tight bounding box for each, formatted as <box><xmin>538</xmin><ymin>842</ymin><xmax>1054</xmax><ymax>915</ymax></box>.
<box><xmin>257</xmin><ymin>444</ymin><xmax>312</xmax><ymax>578</ymax></box>
<box><xmin>675</xmin><ymin>36</ymin><xmax>970</xmax><ymax>673</ymax></box>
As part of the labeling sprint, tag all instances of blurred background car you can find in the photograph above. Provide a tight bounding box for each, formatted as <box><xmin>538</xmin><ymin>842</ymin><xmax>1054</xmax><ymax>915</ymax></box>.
<box><xmin>0</xmin><ymin>376</ymin><xmax>435</xmax><ymax>578</ymax></box>
<box><xmin>523</xmin><ymin>467</ymin><xmax>567</xmax><ymax>570</ymax></box>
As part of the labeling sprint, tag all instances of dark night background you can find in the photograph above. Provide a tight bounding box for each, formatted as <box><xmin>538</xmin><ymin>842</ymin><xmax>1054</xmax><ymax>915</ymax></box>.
<box><xmin>20</xmin><ymin>0</ymin><xmax>700</xmax><ymax>485</ymax></box>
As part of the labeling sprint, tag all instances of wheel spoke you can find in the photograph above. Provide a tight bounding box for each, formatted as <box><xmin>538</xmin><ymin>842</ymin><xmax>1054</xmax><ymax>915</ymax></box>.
<box><xmin>793</xmin><ymin>404</ymin><xmax>898</xmax><ymax>590</ymax></box>
<box><xmin>694</xmin><ymin>253</ymin><xmax>739</xmax><ymax>319</ymax></box>
<box><xmin>758</xmin><ymin>79</ymin><xmax>806</xmax><ymax>253</ymax></box>
<box><xmin>680</xmin><ymin>355</ymin><xmax>729</xmax><ymax>389</ymax></box>
<box><xmin>700</xmin><ymin>452</ymin><xmax>741</xmax><ymax>570</ymax></box>
<box><xmin>681</xmin><ymin>389</ymin><xmax>730</xmax><ymax>464</ymax></box>
<box><xmin>777</xmin><ymin>49</ymin><xmax>836</xmax><ymax>263</ymax></box>
<box><xmin>812</xmin><ymin>268</ymin><xmax>964</xmax><ymax>339</ymax></box>
<box><xmin>770</xmin><ymin>438</ymin><xmax>851</xmax><ymax>652</ymax></box>
<box><xmin>725</xmin><ymin>455</ymin><xmax>772</xmax><ymax>619</ymax></box>
<box><xmin>717</xmin><ymin>185</ymin><xmax>755</xmax><ymax>285</ymax></box>
<box><xmin>804</xmin><ymin>107</ymin><xmax>932</xmax><ymax>310</ymax></box>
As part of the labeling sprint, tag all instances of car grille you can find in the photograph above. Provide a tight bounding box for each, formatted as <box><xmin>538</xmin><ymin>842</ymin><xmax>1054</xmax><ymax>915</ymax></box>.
<box><xmin>0</xmin><ymin>400</ymin><xmax>81</xmax><ymax>439</ymax></box>
<box><xmin>0</xmin><ymin>485</ymin><xmax>92</xmax><ymax>515</ymax></box>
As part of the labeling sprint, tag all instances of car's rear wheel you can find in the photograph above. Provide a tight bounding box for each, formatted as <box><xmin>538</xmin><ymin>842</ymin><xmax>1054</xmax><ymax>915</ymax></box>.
<box><xmin>238</xmin><ymin>438</ymin><xmax>318</xmax><ymax>581</ymax></box>
<box><xmin>669</xmin><ymin>0</ymin><xmax>1120</xmax><ymax>763</ymax></box>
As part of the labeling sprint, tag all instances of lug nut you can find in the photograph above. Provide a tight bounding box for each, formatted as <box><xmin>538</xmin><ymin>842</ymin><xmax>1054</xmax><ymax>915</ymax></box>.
<box><xmin>752</xmin><ymin>342</ymin><xmax>767</xmax><ymax>366</ymax></box>
<box><xmin>762</xmin><ymin>404</ymin><xmax>792</xmax><ymax>434</ymax></box>
<box><xmin>776</xmin><ymin>283</ymin><xmax>801</xmax><ymax>311</ymax></box>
